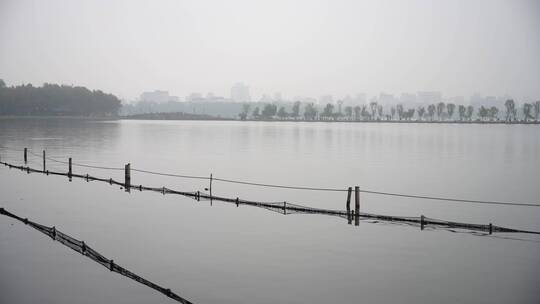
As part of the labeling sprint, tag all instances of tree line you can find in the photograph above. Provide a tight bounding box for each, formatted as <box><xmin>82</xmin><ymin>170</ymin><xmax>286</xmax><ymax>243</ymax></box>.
<box><xmin>239</xmin><ymin>99</ymin><xmax>540</xmax><ymax>123</ymax></box>
<box><xmin>0</xmin><ymin>79</ymin><xmax>121</xmax><ymax>116</ymax></box>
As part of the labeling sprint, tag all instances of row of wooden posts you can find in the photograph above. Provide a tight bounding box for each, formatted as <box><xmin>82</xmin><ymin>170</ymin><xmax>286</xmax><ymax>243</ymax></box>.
<box><xmin>22</xmin><ymin>148</ymin><xmax>363</xmax><ymax>226</ymax></box>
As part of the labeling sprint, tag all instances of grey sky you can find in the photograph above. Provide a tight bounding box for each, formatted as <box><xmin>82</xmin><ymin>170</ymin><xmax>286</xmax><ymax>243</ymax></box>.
<box><xmin>1</xmin><ymin>0</ymin><xmax>539</xmax><ymax>101</ymax></box>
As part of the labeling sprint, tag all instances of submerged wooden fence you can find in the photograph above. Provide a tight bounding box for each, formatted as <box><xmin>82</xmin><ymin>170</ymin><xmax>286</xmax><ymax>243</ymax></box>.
<box><xmin>0</xmin><ymin>207</ymin><xmax>193</xmax><ymax>304</ymax></box>
<box><xmin>1</xmin><ymin>147</ymin><xmax>539</xmax><ymax>236</ymax></box>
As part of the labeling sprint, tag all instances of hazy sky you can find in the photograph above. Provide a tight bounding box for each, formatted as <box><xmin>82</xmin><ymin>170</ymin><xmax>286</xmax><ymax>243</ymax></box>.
<box><xmin>1</xmin><ymin>0</ymin><xmax>539</xmax><ymax>101</ymax></box>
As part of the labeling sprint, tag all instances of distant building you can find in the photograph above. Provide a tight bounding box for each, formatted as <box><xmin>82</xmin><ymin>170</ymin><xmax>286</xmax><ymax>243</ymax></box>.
<box><xmin>231</xmin><ymin>83</ymin><xmax>251</xmax><ymax>102</ymax></box>
<box><xmin>187</xmin><ymin>93</ymin><xmax>203</xmax><ymax>102</ymax></box>
<box><xmin>140</xmin><ymin>90</ymin><xmax>175</xmax><ymax>103</ymax></box>
<box><xmin>417</xmin><ymin>91</ymin><xmax>442</xmax><ymax>105</ymax></box>
<box><xmin>379</xmin><ymin>92</ymin><xmax>396</xmax><ymax>105</ymax></box>
<box><xmin>400</xmin><ymin>93</ymin><xmax>417</xmax><ymax>104</ymax></box>
<box><xmin>354</xmin><ymin>93</ymin><xmax>366</xmax><ymax>104</ymax></box>
<box><xmin>188</xmin><ymin>92</ymin><xmax>228</xmax><ymax>103</ymax></box>
<box><xmin>319</xmin><ymin>95</ymin><xmax>333</xmax><ymax>105</ymax></box>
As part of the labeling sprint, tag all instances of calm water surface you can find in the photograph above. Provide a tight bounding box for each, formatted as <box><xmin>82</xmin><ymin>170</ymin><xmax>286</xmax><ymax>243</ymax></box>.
<box><xmin>1</xmin><ymin>118</ymin><xmax>539</xmax><ymax>304</ymax></box>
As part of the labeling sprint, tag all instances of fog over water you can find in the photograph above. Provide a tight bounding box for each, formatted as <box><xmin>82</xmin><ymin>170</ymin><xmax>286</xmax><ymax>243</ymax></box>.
<box><xmin>1</xmin><ymin>119</ymin><xmax>539</xmax><ymax>303</ymax></box>
<box><xmin>1</xmin><ymin>0</ymin><xmax>540</xmax><ymax>100</ymax></box>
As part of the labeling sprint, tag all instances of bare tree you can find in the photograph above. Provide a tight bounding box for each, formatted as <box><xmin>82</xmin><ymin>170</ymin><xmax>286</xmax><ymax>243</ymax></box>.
<box><xmin>436</xmin><ymin>102</ymin><xmax>446</xmax><ymax>121</ymax></box>
<box><xmin>505</xmin><ymin>99</ymin><xmax>516</xmax><ymax>122</ymax></box>
<box><xmin>447</xmin><ymin>103</ymin><xmax>456</xmax><ymax>121</ymax></box>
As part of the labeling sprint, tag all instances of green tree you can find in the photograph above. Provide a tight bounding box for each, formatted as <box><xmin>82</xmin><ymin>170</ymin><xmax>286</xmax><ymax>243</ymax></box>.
<box><xmin>396</xmin><ymin>104</ymin><xmax>404</xmax><ymax>120</ymax></box>
<box><xmin>252</xmin><ymin>107</ymin><xmax>260</xmax><ymax>119</ymax></box>
<box><xmin>458</xmin><ymin>105</ymin><xmax>466</xmax><ymax>121</ymax></box>
<box><xmin>447</xmin><ymin>103</ymin><xmax>456</xmax><ymax>120</ymax></box>
<box><xmin>344</xmin><ymin>106</ymin><xmax>353</xmax><ymax>120</ymax></box>
<box><xmin>303</xmin><ymin>103</ymin><xmax>317</xmax><ymax>120</ymax></box>
<box><xmin>504</xmin><ymin>99</ymin><xmax>516</xmax><ymax>122</ymax></box>
<box><xmin>261</xmin><ymin>104</ymin><xmax>277</xmax><ymax>119</ymax></box>
<box><xmin>353</xmin><ymin>105</ymin><xmax>361</xmax><ymax>121</ymax></box>
<box><xmin>488</xmin><ymin>106</ymin><xmax>499</xmax><ymax>121</ymax></box>
<box><xmin>0</xmin><ymin>82</ymin><xmax>121</xmax><ymax>116</ymax></box>
<box><xmin>277</xmin><ymin>106</ymin><xmax>288</xmax><ymax>120</ymax></box>
<box><xmin>369</xmin><ymin>101</ymin><xmax>378</xmax><ymax>120</ymax></box>
<box><xmin>534</xmin><ymin>101</ymin><xmax>540</xmax><ymax>121</ymax></box>
<box><xmin>417</xmin><ymin>106</ymin><xmax>426</xmax><ymax>121</ymax></box>
<box><xmin>436</xmin><ymin>102</ymin><xmax>446</xmax><ymax>120</ymax></box>
<box><xmin>322</xmin><ymin>103</ymin><xmax>335</xmax><ymax>120</ymax></box>
<box><xmin>238</xmin><ymin>103</ymin><xmax>250</xmax><ymax>120</ymax></box>
<box><xmin>466</xmin><ymin>105</ymin><xmax>474</xmax><ymax>121</ymax></box>
<box><xmin>523</xmin><ymin>103</ymin><xmax>533</xmax><ymax>122</ymax></box>
<box><xmin>478</xmin><ymin>106</ymin><xmax>488</xmax><ymax>121</ymax></box>
<box><xmin>427</xmin><ymin>104</ymin><xmax>436</xmax><ymax>121</ymax></box>
<box><xmin>377</xmin><ymin>105</ymin><xmax>383</xmax><ymax>120</ymax></box>
<box><xmin>291</xmin><ymin>101</ymin><xmax>301</xmax><ymax>119</ymax></box>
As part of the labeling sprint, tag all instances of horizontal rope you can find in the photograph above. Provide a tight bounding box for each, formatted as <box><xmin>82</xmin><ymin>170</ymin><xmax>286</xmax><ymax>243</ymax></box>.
<box><xmin>131</xmin><ymin>168</ymin><xmax>209</xmax><ymax>180</ymax></box>
<box><xmin>212</xmin><ymin>177</ymin><xmax>347</xmax><ymax>192</ymax></box>
<box><xmin>2</xmin><ymin>147</ymin><xmax>540</xmax><ymax>207</ymax></box>
<box><xmin>2</xmin><ymin>160</ymin><xmax>540</xmax><ymax>235</ymax></box>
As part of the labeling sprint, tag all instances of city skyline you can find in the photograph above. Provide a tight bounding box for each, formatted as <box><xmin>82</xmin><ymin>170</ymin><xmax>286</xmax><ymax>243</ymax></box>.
<box><xmin>1</xmin><ymin>0</ymin><xmax>540</xmax><ymax>101</ymax></box>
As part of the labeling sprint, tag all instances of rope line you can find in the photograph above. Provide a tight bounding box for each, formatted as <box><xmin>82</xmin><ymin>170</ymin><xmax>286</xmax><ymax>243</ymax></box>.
<box><xmin>2</xmin><ymin>160</ymin><xmax>540</xmax><ymax>236</ymax></box>
<box><xmin>1</xmin><ymin>147</ymin><xmax>539</xmax><ymax>207</ymax></box>
<box><xmin>0</xmin><ymin>207</ymin><xmax>194</xmax><ymax>304</ymax></box>
<box><xmin>357</xmin><ymin>190</ymin><xmax>540</xmax><ymax>207</ymax></box>
<box><xmin>131</xmin><ymin>168</ymin><xmax>209</xmax><ymax>180</ymax></box>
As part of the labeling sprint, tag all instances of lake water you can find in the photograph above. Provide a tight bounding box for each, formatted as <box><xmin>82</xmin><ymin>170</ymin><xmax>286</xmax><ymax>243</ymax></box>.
<box><xmin>1</xmin><ymin>118</ymin><xmax>539</xmax><ymax>304</ymax></box>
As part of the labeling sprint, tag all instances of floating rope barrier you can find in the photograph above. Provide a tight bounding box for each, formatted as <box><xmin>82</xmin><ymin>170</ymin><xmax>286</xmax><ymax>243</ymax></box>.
<box><xmin>1</xmin><ymin>159</ymin><xmax>539</xmax><ymax>236</ymax></box>
<box><xmin>0</xmin><ymin>207</ymin><xmax>194</xmax><ymax>304</ymax></box>
<box><xmin>2</xmin><ymin>146</ymin><xmax>539</xmax><ymax>208</ymax></box>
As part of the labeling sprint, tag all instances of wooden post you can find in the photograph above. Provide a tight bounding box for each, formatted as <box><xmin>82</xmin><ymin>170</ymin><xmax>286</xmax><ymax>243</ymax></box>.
<box><xmin>124</xmin><ymin>163</ymin><xmax>131</xmax><ymax>192</ymax></box>
<box><xmin>354</xmin><ymin>186</ymin><xmax>360</xmax><ymax>226</ymax></box>
<box><xmin>236</xmin><ymin>197</ymin><xmax>239</xmax><ymax>207</ymax></box>
<box><xmin>420</xmin><ymin>215</ymin><xmax>425</xmax><ymax>230</ymax></box>
<box><xmin>24</xmin><ymin>148</ymin><xmax>28</xmax><ymax>163</ymax></box>
<box><xmin>42</xmin><ymin>150</ymin><xmax>46</xmax><ymax>172</ymax></box>
<box><xmin>489</xmin><ymin>223</ymin><xmax>493</xmax><ymax>235</ymax></box>
<box><xmin>346</xmin><ymin>187</ymin><xmax>352</xmax><ymax>224</ymax></box>
<box><xmin>209</xmin><ymin>173</ymin><xmax>213</xmax><ymax>205</ymax></box>
<box><xmin>284</xmin><ymin>201</ymin><xmax>287</xmax><ymax>215</ymax></box>
<box><xmin>68</xmin><ymin>157</ymin><xmax>72</xmax><ymax>179</ymax></box>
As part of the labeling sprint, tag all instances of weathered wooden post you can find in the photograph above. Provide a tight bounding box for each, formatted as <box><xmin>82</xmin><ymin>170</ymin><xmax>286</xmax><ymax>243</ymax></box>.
<box><xmin>124</xmin><ymin>163</ymin><xmax>131</xmax><ymax>192</ymax></box>
<box><xmin>24</xmin><ymin>148</ymin><xmax>28</xmax><ymax>163</ymax></box>
<box><xmin>346</xmin><ymin>187</ymin><xmax>352</xmax><ymax>224</ymax></box>
<box><xmin>489</xmin><ymin>223</ymin><xmax>493</xmax><ymax>235</ymax></box>
<box><xmin>236</xmin><ymin>197</ymin><xmax>239</xmax><ymax>207</ymax></box>
<box><xmin>420</xmin><ymin>215</ymin><xmax>425</xmax><ymax>230</ymax></box>
<box><xmin>209</xmin><ymin>173</ymin><xmax>213</xmax><ymax>205</ymax></box>
<box><xmin>283</xmin><ymin>201</ymin><xmax>287</xmax><ymax>215</ymax></box>
<box><xmin>42</xmin><ymin>150</ymin><xmax>46</xmax><ymax>172</ymax></box>
<box><xmin>354</xmin><ymin>186</ymin><xmax>360</xmax><ymax>226</ymax></box>
<box><xmin>68</xmin><ymin>157</ymin><xmax>72</xmax><ymax>180</ymax></box>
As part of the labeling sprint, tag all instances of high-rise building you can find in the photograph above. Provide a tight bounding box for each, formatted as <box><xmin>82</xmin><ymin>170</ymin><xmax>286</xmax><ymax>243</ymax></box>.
<box><xmin>417</xmin><ymin>91</ymin><xmax>442</xmax><ymax>105</ymax></box>
<box><xmin>140</xmin><ymin>90</ymin><xmax>171</xmax><ymax>103</ymax></box>
<box><xmin>379</xmin><ymin>92</ymin><xmax>396</xmax><ymax>105</ymax></box>
<box><xmin>231</xmin><ymin>83</ymin><xmax>251</xmax><ymax>102</ymax></box>
<box><xmin>319</xmin><ymin>95</ymin><xmax>333</xmax><ymax>105</ymax></box>
<box><xmin>400</xmin><ymin>93</ymin><xmax>417</xmax><ymax>104</ymax></box>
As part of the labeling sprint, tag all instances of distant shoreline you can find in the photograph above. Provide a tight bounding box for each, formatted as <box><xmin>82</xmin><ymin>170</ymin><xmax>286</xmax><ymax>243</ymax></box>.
<box><xmin>1</xmin><ymin>115</ymin><xmax>539</xmax><ymax>124</ymax></box>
